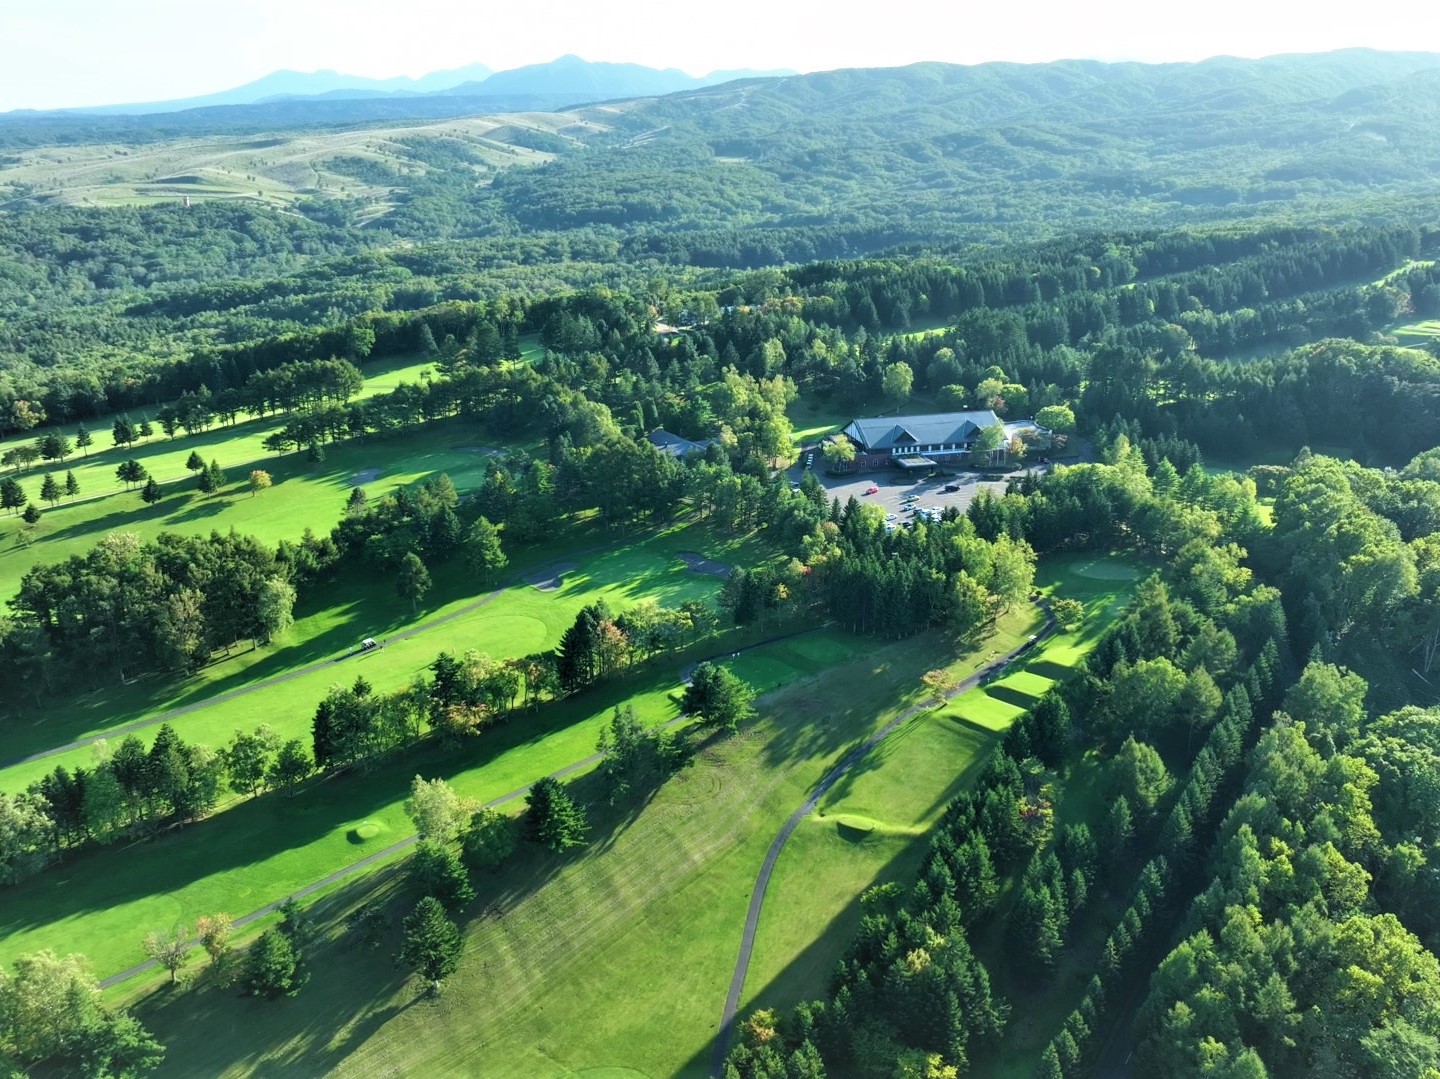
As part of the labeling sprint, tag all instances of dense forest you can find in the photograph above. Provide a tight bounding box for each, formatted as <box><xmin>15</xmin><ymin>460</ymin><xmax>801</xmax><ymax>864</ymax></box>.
<box><xmin>6</xmin><ymin>49</ymin><xmax>1440</xmax><ymax>417</ymax></box>
<box><xmin>4</xmin><ymin>48</ymin><xmax>1440</xmax><ymax>1079</ymax></box>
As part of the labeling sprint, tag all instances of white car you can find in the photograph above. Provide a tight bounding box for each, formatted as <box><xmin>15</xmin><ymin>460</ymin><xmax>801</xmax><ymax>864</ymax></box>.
<box><xmin>885</xmin><ymin>513</ymin><xmax>898</xmax><ymax>522</ymax></box>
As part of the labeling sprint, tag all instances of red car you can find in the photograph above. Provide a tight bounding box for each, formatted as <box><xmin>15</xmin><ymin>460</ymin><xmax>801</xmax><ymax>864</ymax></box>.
<box><xmin>864</xmin><ymin>485</ymin><xmax>879</xmax><ymax>495</ymax></box>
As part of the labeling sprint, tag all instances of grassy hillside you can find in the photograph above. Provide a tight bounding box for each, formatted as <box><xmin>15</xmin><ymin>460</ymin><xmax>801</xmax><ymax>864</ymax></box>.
<box><xmin>0</xmin><ymin>114</ymin><xmax>581</xmax><ymax>210</ymax></box>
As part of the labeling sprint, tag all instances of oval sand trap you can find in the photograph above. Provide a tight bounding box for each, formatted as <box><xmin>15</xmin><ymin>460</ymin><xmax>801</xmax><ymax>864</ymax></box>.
<box><xmin>1071</xmin><ymin>559</ymin><xmax>1141</xmax><ymax>581</ymax></box>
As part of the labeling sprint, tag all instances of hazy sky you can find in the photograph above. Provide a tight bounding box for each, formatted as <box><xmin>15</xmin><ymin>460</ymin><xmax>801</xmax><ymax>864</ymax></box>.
<box><xmin>4</xmin><ymin>0</ymin><xmax>1439</xmax><ymax>111</ymax></box>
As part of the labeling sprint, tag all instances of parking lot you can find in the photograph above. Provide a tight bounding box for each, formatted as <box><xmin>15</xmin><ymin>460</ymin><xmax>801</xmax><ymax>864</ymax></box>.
<box><xmin>788</xmin><ymin>457</ymin><xmax>1047</xmax><ymax>525</ymax></box>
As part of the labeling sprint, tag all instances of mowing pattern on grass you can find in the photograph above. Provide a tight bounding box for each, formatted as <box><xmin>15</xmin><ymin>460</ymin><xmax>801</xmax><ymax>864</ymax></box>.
<box><xmin>729</xmin><ymin>554</ymin><xmax>1145</xmax><ymax>1050</ymax></box>
<box><xmin>711</xmin><ymin>599</ymin><xmax>1059</xmax><ymax>1074</ymax></box>
<box><xmin>71</xmin><ymin>626</ymin><xmax>836</xmax><ymax>991</ymax></box>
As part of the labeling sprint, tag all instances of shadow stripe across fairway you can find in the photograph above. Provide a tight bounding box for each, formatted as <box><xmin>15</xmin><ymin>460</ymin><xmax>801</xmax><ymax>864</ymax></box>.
<box><xmin>5</xmin><ymin>543</ymin><xmax>633</xmax><ymax>771</ymax></box>
<box><xmin>709</xmin><ymin>602</ymin><xmax>1057</xmax><ymax>1077</ymax></box>
<box><xmin>96</xmin><ymin>743</ymin><xmax>576</xmax><ymax>989</ymax></box>
<box><xmin>95</xmin><ymin>625</ymin><xmax>833</xmax><ymax>990</ymax></box>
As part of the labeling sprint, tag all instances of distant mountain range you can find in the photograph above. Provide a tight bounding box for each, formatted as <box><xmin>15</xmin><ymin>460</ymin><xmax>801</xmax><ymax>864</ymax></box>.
<box><xmin>7</xmin><ymin>56</ymin><xmax>794</xmax><ymax>119</ymax></box>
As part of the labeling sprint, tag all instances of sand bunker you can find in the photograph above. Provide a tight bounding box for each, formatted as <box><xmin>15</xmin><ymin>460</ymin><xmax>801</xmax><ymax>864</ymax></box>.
<box><xmin>524</xmin><ymin>562</ymin><xmax>578</xmax><ymax>591</ymax></box>
<box><xmin>351</xmin><ymin>468</ymin><xmax>381</xmax><ymax>486</ymax></box>
<box><xmin>678</xmin><ymin>551</ymin><xmax>732</xmax><ymax>577</ymax></box>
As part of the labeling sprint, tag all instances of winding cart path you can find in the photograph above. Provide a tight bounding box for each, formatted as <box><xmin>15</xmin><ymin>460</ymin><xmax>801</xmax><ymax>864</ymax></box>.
<box><xmin>709</xmin><ymin>601</ymin><xmax>1055</xmax><ymax>1076</ymax></box>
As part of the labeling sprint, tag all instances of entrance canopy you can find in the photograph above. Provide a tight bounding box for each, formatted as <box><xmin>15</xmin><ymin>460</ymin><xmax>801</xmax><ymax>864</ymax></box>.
<box><xmin>893</xmin><ymin>456</ymin><xmax>937</xmax><ymax>470</ymax></box>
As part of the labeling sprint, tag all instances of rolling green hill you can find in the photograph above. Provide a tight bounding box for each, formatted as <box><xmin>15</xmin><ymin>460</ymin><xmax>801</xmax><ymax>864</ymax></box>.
<box><xmin>5</xmin><ymin>48</ymin><xmax>1440</xmax><ymax>417</ymax></box>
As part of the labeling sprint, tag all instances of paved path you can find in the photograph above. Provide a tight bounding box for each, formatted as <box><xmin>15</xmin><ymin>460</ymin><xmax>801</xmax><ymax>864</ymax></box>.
<box><xmin>709</xmin><ymin>601</ymin><xmax>1055</xmax><ymax>1076</ymax></box>
<box><xmin>98</xmin><ymin>750</ymin><xmax>579</xmax><ymax>989</ymax></box>
<box><xmin>7</xmin><ymin>545</ymin><xmax>625</xmax><ymax>772</ymax></box>
<box><xmin>96</xmin><ymin>624</ymin><xmax>835</xmax><ymax>990</ymax></box>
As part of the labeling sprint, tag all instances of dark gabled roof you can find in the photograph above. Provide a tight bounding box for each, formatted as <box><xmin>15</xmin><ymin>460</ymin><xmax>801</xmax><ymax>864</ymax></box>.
<box><xmin>646</xmin><ymin>429</ymin><xmax>711</xmax><ymax>458</ymax></box>
<box><xmin>842</xmin><ymin>411</ymin><xmax>1001</xmax><ymax>453</ymax></box>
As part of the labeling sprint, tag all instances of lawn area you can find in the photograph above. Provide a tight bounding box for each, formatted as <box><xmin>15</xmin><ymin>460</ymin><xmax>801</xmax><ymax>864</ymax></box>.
<box><xmin>2</xmin><ymin>623</ymin><xmax>840</xmax><ymax>988</ymax></box>
<box><xmin>1392</xmin><ymin>318</ymin><xmax>1440</xmax><ymax>343</ymax></box>
<box><xmin>894</xmin><ymin>316</ymin><xmax>952</xmax><ymax>341</ymax></box>
<box><xmin>12</xmin><ymin>552</ymin><xmax>1142</xmax><ymax>1079</ymax></box>
<box><xmin>737</xmin><ymin>553</ymin><xmax>1142</xmax><ymax>1019</ymax></box>
<box><xmin>0</xmin><ymin>522</ymin><xmax>757</xmax><ymax>791</ymax></box>
<box><xmin>0</xmin><ymin>406</ymin><xmax>510</xmax><ymax>600</ymax></box>
<box><xmin>124</xmin><ymin>626</ymin><xmax>951</xmax><ymax>1079</ymax></box>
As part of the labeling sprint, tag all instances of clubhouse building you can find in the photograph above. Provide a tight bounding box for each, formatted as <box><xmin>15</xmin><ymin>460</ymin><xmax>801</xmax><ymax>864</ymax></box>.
<box><xmin>828</xmin><ymin>410</ymin><xmax>1039</xmax><ymax>474</ymax></box>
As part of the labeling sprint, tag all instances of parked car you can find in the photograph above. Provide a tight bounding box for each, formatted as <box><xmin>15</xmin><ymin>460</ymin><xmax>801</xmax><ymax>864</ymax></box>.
<box><xmin>943</xmin><ymin>483</ymin><xmax>960</xmax><ymax>493</ymax></box>
<box><xmin>865</xmin><ymin>485</ymin><xmax>879</xmax><ymax>495</ymax></box>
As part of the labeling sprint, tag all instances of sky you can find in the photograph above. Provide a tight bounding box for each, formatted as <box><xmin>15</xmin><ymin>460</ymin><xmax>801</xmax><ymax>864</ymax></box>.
<box><xmin>3</xmin><ymin>0</ymin><xmax>1439</xmax><ymax>111</ymax></box>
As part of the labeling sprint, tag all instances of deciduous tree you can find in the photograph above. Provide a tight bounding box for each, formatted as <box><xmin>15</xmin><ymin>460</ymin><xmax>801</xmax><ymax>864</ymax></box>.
<box><xmin>405</xmin><ymin>775</ymin><xmax>475</xmax><ymax>843</ymax></box>
<box><xmin>142</xmin><ymin>925</ymin><xmax>192</xmax><ymax>985</ymax></box>
<box><xmin>397</xmin><ymin>551</ymin><xmax>431</xmax><ymax>613</ymax></box>
<box><xmin>115</xmin><ymin>459</ymin><xmax>147</xmax><ymax>490</ymax></box>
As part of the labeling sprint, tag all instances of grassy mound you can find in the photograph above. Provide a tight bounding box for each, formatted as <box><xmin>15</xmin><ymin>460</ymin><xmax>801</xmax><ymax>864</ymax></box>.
<box><xmin>830</xmin><ymin>814</ymin><xmax>878</xmax><ymax>839</ymax></box>
<box><xmin>347</xmin><ymin>821</ymin><xmax>384</xmax><ymax>843</ymax></box>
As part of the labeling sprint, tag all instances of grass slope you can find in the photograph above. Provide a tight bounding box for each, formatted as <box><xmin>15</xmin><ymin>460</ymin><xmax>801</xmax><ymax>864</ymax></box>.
<box><xmin>1</xmin><ymin>614</ymin><xmax>795</xmax><ymax>984</ymax></box>
<box><xmin>1</xmin><ymin>523</ymin><xmax>751</xmax><ymax>790</ymax></box>
<box><xmin>0</xmin><ymin>354</ymin><xmax>473</xmax><ymax>598</ymax></box>
<box><xmin>0</xmin><ymin>116</ymin><xmax>563</xmax><ymax>210</ymax></box>
<box><xmin>125</xmin><ymin>628</ymin><xmax>915</xmax><ymax>1078</ymax></box>
<box><xmin>737</xmin><ymin>553</ymin><xmax>1141</xmax><ymax>1019</ymax></box>
<box><xmin>123</xmin><ymin>556</ymin><xmax>1138</xmax><ymax>1078</ymax></box>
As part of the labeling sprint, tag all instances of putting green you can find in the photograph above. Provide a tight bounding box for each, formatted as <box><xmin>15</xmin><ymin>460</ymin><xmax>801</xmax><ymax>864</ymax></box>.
<box><xmin>465</xmin><ymin>612</ymin><xmax>551</xmax><ymax>655</ymax></box>
<box><xmin>1070</xmin><ymin>559</ymin><xmax>1142</xmax><ymax>581</ymax></box>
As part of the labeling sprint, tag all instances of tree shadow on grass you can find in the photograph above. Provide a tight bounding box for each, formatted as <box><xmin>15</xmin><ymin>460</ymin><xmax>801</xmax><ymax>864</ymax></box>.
<box><xmin>0</xmin><ymin>580</ymin><xmax>391</xmax><ymax>764</ymax></box>
<box><xmin>985</xmin><ymin>684</ymin><xmax>1042</xmax><ymax>710</ymax></box>
<box><xmin>672</xmin><ymin>795</ymin><xmax>961</xmax><ymax>1079</ymax></box>
<box><xmin>162</xmin><ymin>498</ymin><xmax>231</xmax><ymax>524</ymax></box>
<box><xmin>819</xmin><ymin>713</ymin><xmax>998</xmax><ymax>828</ymax></box>
<box><xmin>1025</xmin><ymin>659</ymin><xmax>1078</xmax><ymax>681</ymax></box>
<box><xmin>0</xmin><ymin>664</ymin><xmax>694</xmax><ymax>948</ymax></box>
<box><xmin>133</xmin><ymin>870</ymin><xmax>424</xmax><ymax>1079</ymax></box>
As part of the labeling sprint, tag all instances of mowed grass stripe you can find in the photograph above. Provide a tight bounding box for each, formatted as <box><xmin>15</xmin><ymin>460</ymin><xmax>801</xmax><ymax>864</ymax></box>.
<box><xmin>738</xmin><ymin>554</ymin><xmax>1142</xmax><ymax>1019</ymax></box>
<box><xmin>138</xmin><ymin>630</ymin><xmax>915</xmax><ymax>1079</ymax></box>
<box><xmin>1</xmin><ymin>528</ymin><xmax>743</xmax><ymax>798</ymax></box>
